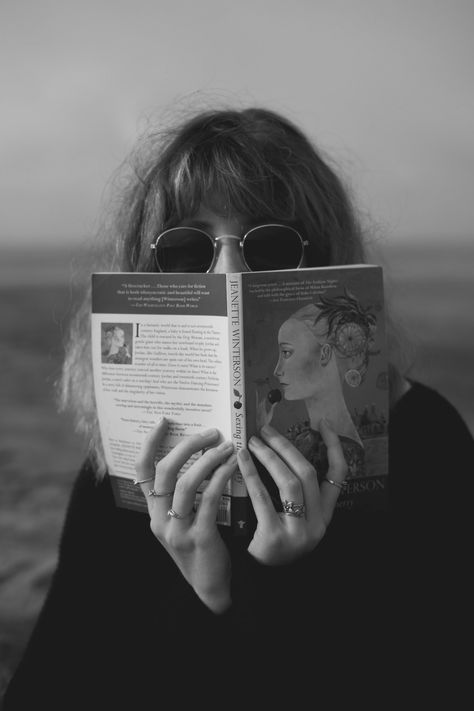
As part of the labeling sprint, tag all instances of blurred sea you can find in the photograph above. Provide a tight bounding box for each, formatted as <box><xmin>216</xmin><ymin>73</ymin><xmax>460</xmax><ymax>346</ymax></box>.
<box><xmin>1</xmin><ymin>238</ymin><xmax>473</xmax><ymax>693</ymax></box>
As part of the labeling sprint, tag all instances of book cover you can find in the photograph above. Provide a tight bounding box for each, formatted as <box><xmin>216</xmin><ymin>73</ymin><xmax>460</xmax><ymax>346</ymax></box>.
<box><xmin>91</xmin><ymin>265</ymin><xmax>388</xmax><ymax>535</ymax></box>
<box><xmin>241</xmin><ymin>265</ymin><xmax>388</xmax><ymax>516</ymax></box>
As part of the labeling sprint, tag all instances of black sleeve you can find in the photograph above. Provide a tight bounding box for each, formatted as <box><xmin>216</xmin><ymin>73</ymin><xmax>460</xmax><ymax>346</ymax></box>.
<box><xmin>3</xmin><ymin>462</ymin><xmax>129</xmax><ymax>708</ymax></box>
<box><xmin>390</xmin><ymin>381</ymin><xmax>473</xmax><ymax>545</ymax></box>
<box><xmin>386</xmin><ymin>382</ymin><xmax>473</xmax><ymax>698</ymax></box>
<box><xmin>2</xmin><ymin>461</ymin><xmax>229</xmax><ymax>708</ymax></box>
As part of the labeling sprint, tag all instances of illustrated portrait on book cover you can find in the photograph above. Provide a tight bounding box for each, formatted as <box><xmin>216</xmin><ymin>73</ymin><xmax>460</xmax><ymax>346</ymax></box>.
<box><xmin>101</xmin><ymin>323</ymin><xmax>133</xmax><ymax>365</ymax></box>
<box><xmin>258</xmin><ymin>289</ymin><xmax>384</xmax><ymax>480</ymax></box>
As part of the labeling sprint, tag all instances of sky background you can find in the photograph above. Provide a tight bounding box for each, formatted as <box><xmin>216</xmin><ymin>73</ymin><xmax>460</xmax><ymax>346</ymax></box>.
<box><xmin>1</xmin><ymin>0</ymin><xmax>474</xmax><ymax>248</ymax></box>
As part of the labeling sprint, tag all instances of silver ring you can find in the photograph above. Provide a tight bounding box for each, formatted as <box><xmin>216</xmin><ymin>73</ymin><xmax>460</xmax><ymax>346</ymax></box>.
<box><xmin>133</xmin><ymin>476</ymin><xmax>155</xmax><ymax>486</ymax></box>
<box><xmin>282</xmin><ymin>500</ymin><xmax>305</xmax><ymax>518</ymax></box>
<box><xmin>323</xmin><ymin>477</ymin><xmax>348</xmax><ymax>491</ymax></box>
<box><xmin>148</xmin><ymin>489</ymin><xmax>174</xmax><ymax>498</ymax></box>
<box><xmin>167</xmin><ymin>508</ymin><xmax>193</xmax><ymax>519</ymax></box>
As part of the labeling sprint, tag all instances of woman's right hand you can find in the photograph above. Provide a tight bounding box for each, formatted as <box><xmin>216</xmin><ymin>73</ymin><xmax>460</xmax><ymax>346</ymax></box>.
<box><xmin>135</xmin><ymin>418</ymin><xmax>237</xmax><ymax>614</ymax></box>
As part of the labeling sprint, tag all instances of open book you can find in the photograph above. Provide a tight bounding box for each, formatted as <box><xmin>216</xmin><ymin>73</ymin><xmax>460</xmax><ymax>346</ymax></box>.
<box><xmin>91</xmin><ymin>265</ymin><xmax>389</xmax><ymax>535</ymax></box>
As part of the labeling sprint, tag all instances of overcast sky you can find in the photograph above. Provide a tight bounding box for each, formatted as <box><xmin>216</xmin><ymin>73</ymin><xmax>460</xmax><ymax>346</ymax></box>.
<box><xmin>2</xmin><ymin>0</ymin><xmax>474</xmax><ymax>246</ymax></box>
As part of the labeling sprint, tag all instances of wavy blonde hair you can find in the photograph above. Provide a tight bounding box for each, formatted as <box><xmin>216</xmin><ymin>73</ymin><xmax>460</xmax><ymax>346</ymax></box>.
<box><xmin>59</xmin><ymin>103</ymin><xmax>411</xmax><ymax>478</ymax></box>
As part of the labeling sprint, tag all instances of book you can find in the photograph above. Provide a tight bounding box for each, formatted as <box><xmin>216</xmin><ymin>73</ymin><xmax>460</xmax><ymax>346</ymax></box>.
<box><xmin>91</xmin><ymin>265</ymin><xmax>389</xmax><ymax>536</ymax></box>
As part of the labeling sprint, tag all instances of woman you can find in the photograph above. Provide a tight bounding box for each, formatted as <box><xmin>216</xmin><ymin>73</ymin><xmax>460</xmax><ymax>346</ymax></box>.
<box><xmin>102</xmin><ymin>325</ymin><xmax>132</xmax><ymax>364</ymax></box>
<box><xmin>272</xmin><ymin>292</ymin><xmax>380</xmax><ymax>478</ymax></box>
<box><xmin>4</xmin><ymin>106</ymin><xmax>473</xmax><ymax>708</ymax></box>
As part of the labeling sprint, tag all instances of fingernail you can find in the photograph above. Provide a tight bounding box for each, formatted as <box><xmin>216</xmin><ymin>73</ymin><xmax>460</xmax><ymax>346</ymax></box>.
<box><xmin>200</xmin><ymin>428</ymin><xmax>219</xmax><ymax>439</ymax></box>
<box><xmin>248</xmin><ymin>436</ymin><xmax>260</xmax><ymax>448</ymax></box>
<box><xmin>238</xmin><ymin>448</ymin><xmax>250</xmax><ymax>461</ymax></box>
<box><xmin>217</xmin><ymin>440</ymin><xmax>234</xmax><ymax>453</ymax></box>
<box><xmin>320</xmin><ymin>417</ymin><xmax>332</xmax><ymax>429</ymax></box>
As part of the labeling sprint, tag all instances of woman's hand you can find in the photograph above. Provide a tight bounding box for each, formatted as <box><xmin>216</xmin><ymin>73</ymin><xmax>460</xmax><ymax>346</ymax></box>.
<box><xmin>237</xmin><ymin>420</ymin><xmax>348</xmax><ymax>565</ymax></box>
<box><xmin>255</xmin><ymin>390</ymin><xmax>278</xmax><ymax>430</ymax></box>
<box><xmin>135</xmin><ymin>419</ymin><xmax>237</xmax><ymax>614</ymax></box>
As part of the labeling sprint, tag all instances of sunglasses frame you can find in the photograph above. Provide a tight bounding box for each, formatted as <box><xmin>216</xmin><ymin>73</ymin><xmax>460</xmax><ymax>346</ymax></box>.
<box><xmin>150</xmin><ymin>223</ymin><xmax>309</xmax><ymax>273</ymax></box>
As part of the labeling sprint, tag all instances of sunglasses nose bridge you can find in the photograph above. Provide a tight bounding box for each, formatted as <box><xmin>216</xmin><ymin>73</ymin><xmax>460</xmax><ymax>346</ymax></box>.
<box><xmin>213</xmin><ymin>234</ymin><xmax>242</xmax><ymax>244</ymax></box>
<box><xmin>210</xmin><ymin>234</ymin><xmax>248</xmax><ymax>274</ymax></box>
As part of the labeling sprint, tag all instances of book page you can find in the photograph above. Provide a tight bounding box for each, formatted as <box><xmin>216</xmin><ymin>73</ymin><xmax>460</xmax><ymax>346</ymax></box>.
<box><xmin>91</xmin><ymin>273</ymin><xmax>232</xmax><ymax>515</ymax></box>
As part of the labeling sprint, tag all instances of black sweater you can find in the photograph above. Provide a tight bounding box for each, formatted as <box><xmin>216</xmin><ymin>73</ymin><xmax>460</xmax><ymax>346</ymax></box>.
<box><xmin>4</xmin><ymin>382</ymin><xmax>473</xmax><ymax>709</ymax></box>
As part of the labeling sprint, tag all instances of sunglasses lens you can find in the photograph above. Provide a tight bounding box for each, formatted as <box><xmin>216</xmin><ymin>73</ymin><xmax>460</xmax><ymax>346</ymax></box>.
<box><xmin>154</xmin><ymin>229</ymin><xmax>214</xmax><ymax>273</ymax></box>
<box><xmin>243</xmin><ymin>225</ymin><xmax>304</xmax><ymax>271</ymax></box>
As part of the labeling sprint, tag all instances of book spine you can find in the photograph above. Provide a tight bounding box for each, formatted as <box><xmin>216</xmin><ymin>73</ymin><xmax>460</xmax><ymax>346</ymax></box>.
<box><xmin>226</xmin><ymin>273</ymin><xmax>250</xmax><ymax>536</ymax></box>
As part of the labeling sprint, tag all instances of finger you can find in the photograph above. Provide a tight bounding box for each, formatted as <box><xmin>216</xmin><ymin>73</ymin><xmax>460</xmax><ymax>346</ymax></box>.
<box><xmin>248</xmin><ymin>433</ymin><xmax>305</xmax><ymax>498</ymax></box>
<box><xmin>135</xmin><ymin>417</ymin><xmax>168</xmax><ymax>480</ymax></box>
<box><xmin>138</xmin><ymin>423</ymin><xmax>220</xmax><ymax>515</ymax></box>
<box><xmin>237</xmin><ymin>448</ymin><xmax>280</xmax><ymax>528</ymax></box>
<box><xmin>194</xmin><ymin>453</ymin><xmax>237</xmax><ymax>529</ymax></box>
<box><xmin>168</xmin><ymin>441</ymin><xmax>235</xmax><ymax>523</ymax></box>
<box><xmin>258</xmin><ymin>424</ymin><xmax>321</xmax><ymax>520</ymax></box>
<box><xmin>318</xmin><ymin>419</ymin><xmax>349</xmax><ymax>523</ymax></box>
<box><xmin>135</xmin><ymin>418</ymin><xmax>169</xmax><ymax>513</ymax></box>
<box><xmin>262</xmin><ymin>402</ymin><xmax>278</xmax><ymax>427</ymax></box>
<box><xmin>248</xmin><ymin>436</ymin><xmax>307</xmax><ymax>529</ymax></box>
<box><xmin>268</xmin><ymin>402</ymin><xmax>277</xmax><ymax>425</ymax></box>
<box><xmin>150</xmin><ymin>427</ymin><xmax>221</xmax><ymax>508</ymax></box>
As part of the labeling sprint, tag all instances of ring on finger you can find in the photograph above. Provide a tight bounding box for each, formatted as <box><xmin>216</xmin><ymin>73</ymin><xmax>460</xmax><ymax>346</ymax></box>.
<box><xmin>282</xmin><ymin>499</ymin><xmax>306</xmax><ymax>517</ymax></box>
<box><xmin>167</xmin><ymin>507</ymin><xmax>194</xmax><ymax>519</ymax></box>
<box><xmin>148</xmin><ymin>489</ymin><xmax>175</xmax><ymax>497</ymax></box>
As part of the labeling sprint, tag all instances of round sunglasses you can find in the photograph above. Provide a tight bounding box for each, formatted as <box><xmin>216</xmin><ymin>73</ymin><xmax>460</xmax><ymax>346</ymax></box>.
<box><xmin>150</xmin><ymin>224</ymin><xmax>308</xmax><ymax>273</ymax></box>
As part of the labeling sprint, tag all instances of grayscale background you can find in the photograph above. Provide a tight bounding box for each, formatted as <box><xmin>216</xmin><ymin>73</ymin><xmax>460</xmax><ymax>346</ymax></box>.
<box><xmin>1</xmin><ymin>0</ymin><xmax>473</xmax><ymax>692</ymax></box>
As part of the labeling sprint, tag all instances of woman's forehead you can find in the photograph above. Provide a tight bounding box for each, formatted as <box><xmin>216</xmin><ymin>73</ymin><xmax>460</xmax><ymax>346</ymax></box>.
<box><xmin>192</xmin><ymin>202</ymin><xmax>243</xmax><ymax>221</ymax></box>
<box><xmin>191</xmin><ymin>187</ymin><xmax>259</xmax><ymax>217</ymax></box>
<box><xmin>180</xmin><ymin>202</ymin><xmax>255</xmax><ymax>233</ymax></box>
<box><xmin>279</xmin><ymin>318</ymin><xmax>320</xmax><ymax>344</ymax></box>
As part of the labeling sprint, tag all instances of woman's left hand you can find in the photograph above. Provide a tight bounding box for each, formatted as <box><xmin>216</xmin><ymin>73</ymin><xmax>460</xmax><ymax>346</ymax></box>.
<box><xmin>237</xmin><ymin>420</ymin><xmax>348</xmax><ymax>565</ymax></box>
<box><xmin>255</xmin><ymin>390</ymin><xmax>278</xmax><ymax>430</ymax></box>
